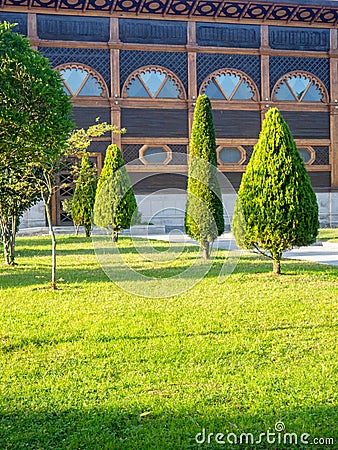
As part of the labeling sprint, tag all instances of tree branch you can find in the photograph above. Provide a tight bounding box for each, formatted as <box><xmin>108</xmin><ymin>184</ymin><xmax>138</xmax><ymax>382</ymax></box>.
<box><xmin>252</xmin><ymin>243</ymin><xmax>273</xmax><ymax>260</ymax></box>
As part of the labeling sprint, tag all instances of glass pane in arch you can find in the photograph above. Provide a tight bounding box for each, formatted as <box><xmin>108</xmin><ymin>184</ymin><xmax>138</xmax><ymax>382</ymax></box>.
<box><xmin>61</xmin><ymin>68</ymin><xmax>87</xmax><ymax>95</ymax></box>
<box><xmin>79</xmin><ymin>75</ymin><xmax>103</xmax><ymax>96</ymax></box>
<box><xmin>302</xmin><ymin>83</ymin><xmax>323</xmax><ymax>102</ymax></box>
<box><xmin>204</xmin><ymin>81</ymin><xmax>224</xmax><ymax>99</ymax></box>
<box><xmin>288</xmin><ymin>75</ymin><xmax>310</xmax><ymax>100</ymax></box>
<box><xmin>158</xmin><ymin>78</ymin><xmax>180</xmax><ymax>98</ymax></box>
<box><xmin>232</xmin><ymin>80</ymin><xmax>254</xmax><ymax>100</ymax></box>
<box><xmin>275</xmin><ymin>82</ymin><xmax>295</xmax><ymax>101</ymax></box>
<box><xmin>62</xmin><ymin>84</ymin><xmax>71</xmax><ymax>96</ymax></box>
<box><xmin>140</xmin><ymin>71</ymin><xmax>166</xmax><ymax>97</ymax></box>
<box><xmin>216</xmin><ymin>73</ymin><xmax>240</xmax><ymax>98</ymax></box>
<box><xmin>127</xmin><ymin>77</ymin><xmax>150</xmax><ymax>97</ymax></box>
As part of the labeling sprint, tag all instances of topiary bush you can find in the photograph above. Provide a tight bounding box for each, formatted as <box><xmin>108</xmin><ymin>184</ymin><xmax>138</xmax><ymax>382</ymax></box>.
<box><xmin>232</xmin><ymin>107</ymin><xmax>319</xmax><ymax>274</ymax></box>
<box><xmin>185</xmin><ymin>94</ymin><xmax>224</xmax><ymax>259</ymax></box>
<box><xmin>94</xmin><ymin>144</ymin><xmax>137</xmax><ymax>241</ymax></box>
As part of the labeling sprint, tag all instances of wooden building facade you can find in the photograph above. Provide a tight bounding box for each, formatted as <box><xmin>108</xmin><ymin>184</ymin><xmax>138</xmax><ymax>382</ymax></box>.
<box><xmin>2</xmin><ymin>0</ymin><xmax>338</xmax><ymax>227</ymax></box>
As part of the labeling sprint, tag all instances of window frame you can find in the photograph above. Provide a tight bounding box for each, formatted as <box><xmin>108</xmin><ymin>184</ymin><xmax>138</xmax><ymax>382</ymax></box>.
<box><xmin>200</xmin><ymin>69</ymin><xmax>259</xmax><ymax>102</ymax></box>
<box><xmin>139</xmin><ymin>144</ymin><xmax>172</xmax><ymax>165</ymax></box>
<box><xmin>216</xmin><ymin>145</ymin><xmax>246</xmax><ymax>166</ymax></box>
<box><xmin>54</xmin><ymin>63</ymin><xmax>109</xmax><ymax>98</ymax></box>
<box><xmin>297</xmin><ymin>146</ymin><xmax>316</xmax><ymax>165</ymax></box>
<box><xmin>122</xmin><ymin>66</ymin><xmax>186</xmax><ymax>100</ymax></box>
<box><xmin>272</xmin><ymin>71</ymin><xmax>328</xmax><ymax>103</ymax></box>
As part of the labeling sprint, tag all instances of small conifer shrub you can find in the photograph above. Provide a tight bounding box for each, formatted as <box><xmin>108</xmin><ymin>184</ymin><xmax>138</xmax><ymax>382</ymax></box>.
<box><xmin>185</xmin><ymin>95</ymin><xmax>224</xmax><ymax>259</ymax></box>
<box><xmin>71</xmin><ymin>152</ymin><xmax>97</xmax><ymax>237</ymax></box>
<box><xmin>232</xmin><ymin>108</ymin><xmax>319</xmax><ymax>274</ymax></box>
<box><xmin>94</xmin><ymin>144</ymin><xmax>137</xmax><ymax>241</ymax></box>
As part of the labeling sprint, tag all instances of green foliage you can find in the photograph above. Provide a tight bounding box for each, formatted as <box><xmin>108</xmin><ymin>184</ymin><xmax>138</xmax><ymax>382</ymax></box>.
<box><xmin>71</xmin><ymin>153</ymin><xmax>97</xmax><ymax>237</ymax></box>
<box><xmin>0</xmin><ymin>21</ymin><xmax>72</xmax><ymax>266</ymax></box>
<box><xmin>94</xmin><ymin>144</ymin><xmax>137</xmax><ymax>240</ymax></box>
<box><xmin>0</xmin><ymin>21</ymin><xmax>72</xmax><ymax>173</ymax></box>
<box><xmin>61</xmin><ymin>199</ymin><xmax>73</xmax><ymax>220</ymax></box>
<box><xmin>1</xmin><ymin>235</ymin><xmax>337</xmax><ymax>449</ymax></box>
<box><xmin>67</xmin><ymin>120</ymin><xmax>126</xmax><ymax>156</ymax></box>
<box><xmin>185</xmin><ymin>95</ymin><xmax>224</xmax><ymax>258</ymax></box>
<box><xmin>232</xmin><ymin>107</ymin><xmax>319</xmax><ymax>273</ymax></box>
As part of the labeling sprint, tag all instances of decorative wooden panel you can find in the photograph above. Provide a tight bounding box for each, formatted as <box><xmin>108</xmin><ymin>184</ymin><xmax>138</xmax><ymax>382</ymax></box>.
<box><xmin>213</xmin><ymin>111</ymin><xmax>261</xmax><ymax>138</ymax></box>
<box><xmin>308</xmin><ymin>172</ymin><xmax>331</xmax><ymax>189</ymax></box>
<box><xmin>121</xmin><ymin>109</ymin><xmax>188</xmax><ymax>138</ymax></box>
<box><xmin>269</xmin><ymin>26</ymin><xmax>330</xmax><ymax>52</ymax></box>
<box><xmin>119</xmin><ymin>19</ymin><xmax>187</xmax><ymax>45</ymax></box>
<box><xmin>72</xmin><ymin>107</ymin><xmax>111</xmax><ymax>129</ymax></box>
<box><xmin>196</xmin><ymin>23</ymin><xmax>260</xmax><ymax>48</ymax></box>
<box><xmin>130</xmin><ymin>173</ymin><xmax>187</xmax><ymax>194</ymax></box>
<box><xmin>281</xmin><ymin>112</ymin><xmax>330</xmax><ymax>139</ymax></box>
<box><xmin>37</xmin><ymin>15</ymin><xmax>110</xmax><ymax>42</ymax></box>
<box><xmin>0</xmin><ymin>12</ymin><xmax>27</xmax><ymax>35</ymax></box>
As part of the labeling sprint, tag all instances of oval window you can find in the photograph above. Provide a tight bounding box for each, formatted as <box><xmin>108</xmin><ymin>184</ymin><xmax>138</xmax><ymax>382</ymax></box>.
<box><xmin>219</xmin><ymin>147</ymin><xmax>242</xmax><ymax>164</ymax></box>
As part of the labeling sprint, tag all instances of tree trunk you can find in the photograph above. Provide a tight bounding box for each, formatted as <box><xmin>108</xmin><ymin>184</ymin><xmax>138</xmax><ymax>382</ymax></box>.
<box><xmin>10</xmin><ymin>216</ymin><xmax>17</xmax><ymax>264</ymax></box>
<box><xmin>0</xmin><ymin>217</ymin><xmax>16</xmax><ymax>266</ymax></box>
<box><xmin>112</xmin><ymin>230</ymin><xmax>118</xmax><ymax>242</ymax></box>
<box><xmin>273</xmin><ymin>259</ymin><xmax>281</xmax><ymax>275</ymax></box>
<box><xmin>84</xmin><ymin>224</ymin><xmax>90</xmax><ymax>238</ymax></box>
<box><xmin>44</xmin><ymin>200</ymin><xmax>57</xmax><ymax>289</ymax></box>
<box><xmin>201</xmin><ymin>241</ymin><xmax>210</xmax><ymax>260</ymax></box>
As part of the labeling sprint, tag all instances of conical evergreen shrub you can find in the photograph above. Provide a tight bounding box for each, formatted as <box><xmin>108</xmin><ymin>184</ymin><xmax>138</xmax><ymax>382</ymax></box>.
<box><xmin>232</xmin><ymin>107</ymin><xmax>319</xmax><ymax>274</ymax></box>
<box><xmin>185</xmin><ymin>94</ymin><xmax>224</xmax><ymax>259</ymax></box>
<box><xmin>71</xmin><ymin>152</ymin><xmax>96</xmax><ymax>237</ymax></box>
<box><xmin>94</xmin><ymin>144</ymin><xmax>137</xmax><ymax>241</ymax></box>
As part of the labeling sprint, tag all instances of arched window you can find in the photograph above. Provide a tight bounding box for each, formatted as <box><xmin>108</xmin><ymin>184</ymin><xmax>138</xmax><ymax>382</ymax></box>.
<box><xmin>55</xmin><ymin>64</ymin><xmax>108</xmax><ymax>97</ymax></box>
<box><xmin>272</xmin><ymin>72</ymin><xmax>327</xmax><ymax>102</ymax></box>
<box><xmin>200</xmin><ymin>69</ymin><xmax>259</xmax><ymax>101</ymax></box>
<box><xmin>123</xmin><ymin>66</ymin><xmax>186</xmax><ymax>99</ymax></box>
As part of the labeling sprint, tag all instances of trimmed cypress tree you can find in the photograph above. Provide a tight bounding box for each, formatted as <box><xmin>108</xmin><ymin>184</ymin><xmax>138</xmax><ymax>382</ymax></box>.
<box><xmin>71</xmin><ymin>152</ymin><xmax>97</xmax><ymax>237</ymax></box>
<box><xmin>232</xmin><ymin>107</ymin><xmax>319</xmax><ymax>275</ymax></box>
<box><xmin>94</xmin><ymin>144</ymin><xmax>137</xmax><ymax>241</ymax></box>
<box><xmin>185</xmin><ymin>94</ymin><xmax>224</xmax><ymax>259</ymax></box>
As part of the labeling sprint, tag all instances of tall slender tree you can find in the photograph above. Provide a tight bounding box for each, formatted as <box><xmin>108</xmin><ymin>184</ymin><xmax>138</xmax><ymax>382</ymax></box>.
<box><xmin>232</xmin><ymin>107</ymin><xmax>319</xmax><ymax>275</ymax></box>
<box><xmin>94</xmin><ymin>144</ymin><xmax>137</xmax><ymax>241</ymax></box>
<box><xmin>185</xmin><ymin>94</ymin><xmax>224</xmax><ymax>259</ymax></box>
<box><xmin>71</xmin><ymin>152</ymin><xmax>97</xmax><ymax>237</ymax></box>
<box><xmin>0</xmin><ymin>21</ymin><xmax>73</xmax><ymax>271</ymax></box>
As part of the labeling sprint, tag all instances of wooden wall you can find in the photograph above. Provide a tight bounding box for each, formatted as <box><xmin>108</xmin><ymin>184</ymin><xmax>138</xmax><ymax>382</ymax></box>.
<box><xmin>3</xmin><ymin>10</ymin><xmax>337</xmax><ymax>198</ymax></box>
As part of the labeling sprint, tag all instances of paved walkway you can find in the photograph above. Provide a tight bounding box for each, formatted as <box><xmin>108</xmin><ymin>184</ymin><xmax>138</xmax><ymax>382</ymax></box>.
<box><xmin>17</xmin><ymin>227</ymin><xmax>338</xmax><ymax>267</ymax></box>
<box><xmin>129</xmin><ymin>231</ymin><xmax>338</xmax><ymax>267</ymax></box>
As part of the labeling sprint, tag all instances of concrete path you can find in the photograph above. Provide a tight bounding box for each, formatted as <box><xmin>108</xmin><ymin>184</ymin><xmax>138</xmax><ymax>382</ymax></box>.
<box><xmin>17</xmin><ymin>227</ymin><xmax>338</xmax><ymax>267</ymax></box>
<box><xmin>129</xmin><ymin>231</ymin><xmax>338</xmax><ymax>267</ymax></box>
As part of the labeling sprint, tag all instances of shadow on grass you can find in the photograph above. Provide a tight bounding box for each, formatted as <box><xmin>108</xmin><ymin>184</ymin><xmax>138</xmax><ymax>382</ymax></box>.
<box><xmin>1</xmin><ymin>257</ymin><xmax>337</xmax><ymax>291</ymax></box>
<box><xmin>0</xmin><ymin>405</ymin><xmax>336</xmax><ymax>449</ymax></box>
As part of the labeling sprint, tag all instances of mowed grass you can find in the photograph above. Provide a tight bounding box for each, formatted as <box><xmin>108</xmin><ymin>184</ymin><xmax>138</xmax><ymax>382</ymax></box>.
<box><xmin>0</xmin><ymin>235</ymin><xmax>337</xmax><ymax>449</ymax></box>
<box><xmin>318</xmin><ymin>228</ymin><xmax>338</xmax><ymax>243</ymax></box>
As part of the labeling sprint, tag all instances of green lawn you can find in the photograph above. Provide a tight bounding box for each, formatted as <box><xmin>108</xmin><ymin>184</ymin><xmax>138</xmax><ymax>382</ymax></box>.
<box><xmin>318</xmin><ymin>228</ymin><xmax>338</xmax><ymax>243</ymax></box>
<box><xmin>0</xmin><ymin>235</ymin><xmax>337</xmax><ymax>449</ymax></box>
